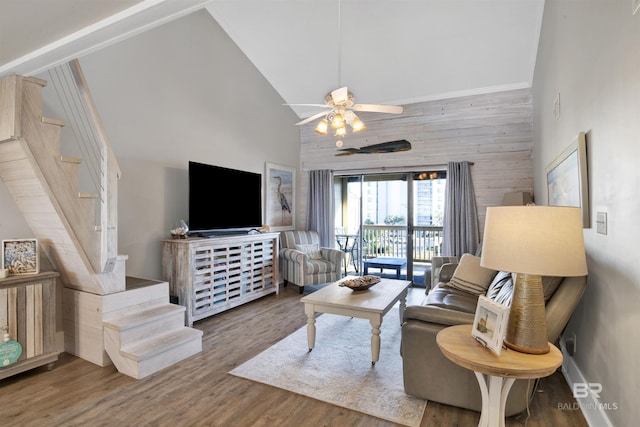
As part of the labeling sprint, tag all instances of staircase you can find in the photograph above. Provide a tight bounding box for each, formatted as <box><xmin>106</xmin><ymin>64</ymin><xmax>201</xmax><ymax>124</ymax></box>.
<box><xmin>0</xmin><ymin>67</ymin><xmax>202</xmax><ymax>378</ymax></box>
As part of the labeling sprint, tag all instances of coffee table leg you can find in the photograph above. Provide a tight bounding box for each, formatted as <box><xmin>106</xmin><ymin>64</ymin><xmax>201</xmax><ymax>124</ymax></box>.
<box><xmin>370</xmin><ymin>316</ymin><xmax>382</xmax><ymax>365</ymax></box>
<box><xmin>398</xmin><ymin>291</ymin><xmax>407</xmax><ymax>325</ymax></box>
<box><xmin>304</xmin><ymin>305</ymin><xmax>316</xmax><ymax>352</ymax></box>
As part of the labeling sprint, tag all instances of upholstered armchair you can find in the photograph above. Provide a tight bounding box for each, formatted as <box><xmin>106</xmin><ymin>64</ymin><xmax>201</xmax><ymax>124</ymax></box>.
<box><xmin>280</xmin><ymin>230</ymin><xmax>344</xmax><ymax>294</ymax></box>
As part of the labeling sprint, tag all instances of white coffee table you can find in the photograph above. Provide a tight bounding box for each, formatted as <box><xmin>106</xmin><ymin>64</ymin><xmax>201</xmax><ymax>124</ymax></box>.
<box><xmin>300</xmin><ymin>276</ymin><xmax>411</xmax><ymax>365</ymax></box>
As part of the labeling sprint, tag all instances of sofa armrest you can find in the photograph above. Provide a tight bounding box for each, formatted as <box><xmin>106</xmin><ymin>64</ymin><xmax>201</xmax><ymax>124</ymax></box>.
<box><xmin>403</xmin><ymin>304</ymin><xmax>475</xmax><ymax>326</ymax></box>
<box><xmin>438</xmin><ymin>263</ymin><xmax>458</xmax><ymax>283</ymax></box>
<box><xmin>431</xmin><ymin>256</ymin><xmax>460</xmax><ymax>286</ymax></box>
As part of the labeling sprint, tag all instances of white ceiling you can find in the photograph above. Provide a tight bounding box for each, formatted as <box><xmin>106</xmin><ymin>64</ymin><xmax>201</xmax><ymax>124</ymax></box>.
<box><xmin>0</xmin><ymin>0</ymin><xmax>544</xmax><ymax>118</ymax></box>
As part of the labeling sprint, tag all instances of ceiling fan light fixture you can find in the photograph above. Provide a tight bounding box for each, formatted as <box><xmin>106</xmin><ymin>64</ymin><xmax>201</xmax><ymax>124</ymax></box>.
<box><xmin>330</xmin><ymin>113</ymin><xmax>345</xmax><ymax>129</ymax></box>
<box><xmin>314</xmin><ymin>119</ymin><xmax>329</xmax><ymax>135</ymax></box>
<box><xmin>351</xmin><ymin>117</ymin><xmax>366</xmax><ymax>132</ymax></box>
<box><xmin>335</xmin><ymin>126</ymin><xmax>347</xmax><ymax>137</ymax></box>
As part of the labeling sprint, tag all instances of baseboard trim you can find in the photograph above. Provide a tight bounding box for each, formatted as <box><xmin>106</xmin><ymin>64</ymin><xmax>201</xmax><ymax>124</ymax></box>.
<box><xmin>559</xmin><ymin>337</ymin><xmax>615</xmax><ymax>427</ymax></box>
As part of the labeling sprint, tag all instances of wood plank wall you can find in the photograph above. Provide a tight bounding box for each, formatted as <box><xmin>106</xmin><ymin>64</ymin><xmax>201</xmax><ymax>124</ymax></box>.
<box><xmin>297</xmin><ymin>88</ymin><xmax>534</xmax><ymax>236</ymax></box>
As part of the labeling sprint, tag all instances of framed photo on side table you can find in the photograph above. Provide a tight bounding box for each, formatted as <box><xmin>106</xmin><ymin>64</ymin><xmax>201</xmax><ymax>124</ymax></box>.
<box><xmin>2</xmin><ymin>239</ymin><xmax>39</xmax><ymax>275</ymax></box>
<box><xmin>546</xmin><ymin>131</ymin><xmax>590</xmax><ymax>228</ymax></box>
<box><xmin>265</xmin><ymin>163</ymin><xmax>295</xmax><ymax>231</ymax></box>
<box><xmin>471</xmin><ymin>296</ymin><xmax>510</xmax><ymax>355</ymax></box>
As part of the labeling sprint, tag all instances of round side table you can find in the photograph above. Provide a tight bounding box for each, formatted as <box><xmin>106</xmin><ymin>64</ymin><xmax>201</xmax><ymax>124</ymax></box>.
<box><xmin>436</xmin><ymin>324</ymin><xmax>562</xmax><ymax>427</ymax></box>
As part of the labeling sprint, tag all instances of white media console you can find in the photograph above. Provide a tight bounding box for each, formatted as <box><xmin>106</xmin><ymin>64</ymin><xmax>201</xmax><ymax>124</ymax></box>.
<box><xmin>161</xmin><ymin>232</ymin><xmax>279</xmax><ymax>326</ymax></box>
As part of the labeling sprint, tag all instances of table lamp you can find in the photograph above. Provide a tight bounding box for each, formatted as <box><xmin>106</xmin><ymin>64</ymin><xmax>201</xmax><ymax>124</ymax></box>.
<box><xmin>480</xmin><ymin>206</ymin><xmax>587</xmax><ymax>354</ymax></box>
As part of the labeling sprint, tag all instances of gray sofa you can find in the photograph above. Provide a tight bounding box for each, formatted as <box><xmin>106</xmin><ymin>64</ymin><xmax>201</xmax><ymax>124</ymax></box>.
<box><xmin>401</xmin><ymin>255</ymin><xmax>586</xmax><ymax>416</ymax></box>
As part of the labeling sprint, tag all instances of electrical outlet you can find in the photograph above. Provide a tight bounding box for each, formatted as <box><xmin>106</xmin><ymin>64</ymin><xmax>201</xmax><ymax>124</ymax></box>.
<box><xmin>553</xmin><ymin>93</ymin><xmax>561</xmax><ymax>119</ymax></box>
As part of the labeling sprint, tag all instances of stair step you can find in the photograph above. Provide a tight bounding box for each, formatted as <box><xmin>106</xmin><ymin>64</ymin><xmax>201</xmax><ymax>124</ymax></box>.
<box><xmin>78</xmin><ymin>192</ymin><xmax>99</xmax><ymax>199</ymax></box>
<box><xmin>104</xmin><ymin>304</ymin><xmax>185</xmax><ymax>332</ymax></box>
<box><xmin>120</xmin><ymin>327</ymin><xmax>203</xmax><ymax>362</ymax></box>
<box><xmin>60</xmin><ymin>156</ymin><xmax>82</xmax><ymax>164</ymax></box>
<box><xmin>42</xmin><ymin>117</ymin><xmax>65</xmax><ymax>127</ymax></box>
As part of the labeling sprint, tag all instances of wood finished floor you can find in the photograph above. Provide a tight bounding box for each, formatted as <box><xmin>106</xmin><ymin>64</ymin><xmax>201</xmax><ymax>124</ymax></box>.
<box><xmin>0</xmin><ymin>284</ymin><xmax>587</xmax><ymax>427</ymax></box>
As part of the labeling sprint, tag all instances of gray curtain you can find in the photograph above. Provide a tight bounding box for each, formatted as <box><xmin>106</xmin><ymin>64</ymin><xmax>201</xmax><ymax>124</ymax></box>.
<box><xmin>442</xmin><ymin>161</ymin><xmax>480</xmax><ymax>257</ymax></box>
<box><xmin>306</xmin><ymin>170</ymin><xmax>334</xmax><ymax>247</ymax></box>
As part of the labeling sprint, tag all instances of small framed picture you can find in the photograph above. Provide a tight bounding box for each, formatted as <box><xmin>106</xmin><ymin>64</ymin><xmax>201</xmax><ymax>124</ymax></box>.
<box><xmin>2</xmin><ymin>239</ymin><xmax>39</xmax><ymax>275</ymax></box>
<box><xmin>471</xmin><ymin>296</ymin><xmax>510</xmax><ymax>355</ymax></box>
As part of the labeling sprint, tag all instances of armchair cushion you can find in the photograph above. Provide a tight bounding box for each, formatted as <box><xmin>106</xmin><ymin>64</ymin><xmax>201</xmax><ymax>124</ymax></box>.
<box><xmin>447</xmin><ymin>254</ymin><xmax>497</xmax><ymax>296</ymax></box>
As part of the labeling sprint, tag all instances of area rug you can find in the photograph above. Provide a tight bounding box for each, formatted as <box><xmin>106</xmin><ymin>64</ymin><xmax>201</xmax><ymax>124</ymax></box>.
<box><xmin>229</xmin><ymin>306</ymin><xmax>427</xmax><ymax>426</ymax></box>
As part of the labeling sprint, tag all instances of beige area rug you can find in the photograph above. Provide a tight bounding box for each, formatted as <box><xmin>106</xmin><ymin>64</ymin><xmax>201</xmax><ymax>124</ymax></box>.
<box><xmin>229</xmin><ymin>305</ymin><xmax>427</xmax><ymax>426</ymax></box>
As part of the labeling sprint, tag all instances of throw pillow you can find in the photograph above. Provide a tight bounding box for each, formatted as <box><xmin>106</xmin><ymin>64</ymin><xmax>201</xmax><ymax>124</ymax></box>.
<box><xmin>486</xmin><ymin>271</ymin><xmax>512</xmax><ymax>300</ymax></box>
<box><xmin>447</xmin><ymin>254</ymin><xmax>497</xmax><ymax>296</ymax></box>
<box><xmin>295</xmin><ymin>244</ymin><xmax>322</xmax><ymax>260</ymax></box>
<box><xmin>485</xmin><ymin>271</ymin><xmax>514</xmax><ymax>306</ymax></box>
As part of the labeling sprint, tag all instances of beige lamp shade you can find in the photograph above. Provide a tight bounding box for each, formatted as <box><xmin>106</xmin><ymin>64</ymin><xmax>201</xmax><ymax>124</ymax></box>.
<box><xmin>480</xmin><ymin>206</ymin><xmax>587</xmax><ymax>277</ymax></box>
<box><xmin>480</xmin><ymin>206</ymin><xmax>587</xmax><ymax>354</ymax></box>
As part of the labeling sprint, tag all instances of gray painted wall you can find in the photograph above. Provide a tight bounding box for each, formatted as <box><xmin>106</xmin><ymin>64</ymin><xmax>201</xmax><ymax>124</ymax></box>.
<box><xmin>533</xmin><ymin>2</ymin><xmax>639</xmax><ymax>425</ymax></box>
<box><xmin>0</xmin><ymin>10</ymin><xmax>300</xmax><ymax>280</ymax></box>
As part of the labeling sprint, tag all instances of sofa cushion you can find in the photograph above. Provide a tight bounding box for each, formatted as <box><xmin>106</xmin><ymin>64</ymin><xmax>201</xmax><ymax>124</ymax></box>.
<box><xmin>424</xmin><ymin>285</ymin><xmax>479</xmax><ymax>314</ymax></box>
<box><xmin>447</xmin><ymin>254</ymin><xmax>497</xmax><ymax>296</ymax></box>
<box><xmin>295</xmin><ymin>243</ymin><xmax>322</xmax><ymax>260</ymax></box>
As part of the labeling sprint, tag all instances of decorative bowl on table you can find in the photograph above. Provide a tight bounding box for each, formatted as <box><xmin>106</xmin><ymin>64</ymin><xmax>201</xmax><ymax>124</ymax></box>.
<box><xmin>338</xmin><ymin>275</ymin><xmax>381</xmax><ymax>291</ymax></box>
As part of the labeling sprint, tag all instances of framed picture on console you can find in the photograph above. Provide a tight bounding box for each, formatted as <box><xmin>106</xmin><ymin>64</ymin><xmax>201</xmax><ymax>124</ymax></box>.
<box><xmin>471</xmin><ymin>296</ymin><xmax>509</xmax><ymax>355</ymax></box>
<box><xmin>546</xmin><ymin>131</ymin><xmax>590</xmax><ymax>228</ymax></box>
<box><xmin>265</xmin><ymin>163</ymin><xmax>295</xmax><ymax>231</ymax></box>
<box><xmin>2</xmin><ymin>239</ymin><xmax>39</xmax><ymax>275</ymax></box>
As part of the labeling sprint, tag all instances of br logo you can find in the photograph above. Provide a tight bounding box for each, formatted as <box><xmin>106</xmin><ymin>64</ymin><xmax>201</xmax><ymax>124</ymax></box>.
<box><xmin>573</xmin><ymin>383</ymin><xmax>602</xmax><ymax>399</ymax></box>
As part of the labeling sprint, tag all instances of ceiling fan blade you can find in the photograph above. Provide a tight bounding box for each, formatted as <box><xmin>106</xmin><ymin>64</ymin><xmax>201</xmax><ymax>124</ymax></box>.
<box><xmin>331</xmin><ymin>87</ymin><xmax>349</xmax><ymax>104</ymax></box>
<box><xmin>352</xmin><ymin>104</ymin><xmax>403</xmax><ymax>114</ymax></box>
<box><xmin>284</xmin><ymin>103</ymin><xmax>329</xmax><ymax>108</ymax></box>
<box><xmin>295</xmin><ymin>110</ymin><xmax>329</xmax><ymax>126</ymax></box>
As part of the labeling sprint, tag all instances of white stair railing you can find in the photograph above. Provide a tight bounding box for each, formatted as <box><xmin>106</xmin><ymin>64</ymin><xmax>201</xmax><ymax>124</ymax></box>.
<box><xmin>47</xmin><ymin>59</ymin><xmax>121</xmax><ymax>272</ymax></box>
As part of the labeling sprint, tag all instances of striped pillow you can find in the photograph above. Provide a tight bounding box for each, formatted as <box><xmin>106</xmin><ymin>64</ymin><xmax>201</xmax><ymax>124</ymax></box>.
<box><xmin>447</xmin><ymin>254</ymin><xmax>497</xmax><ymax>296</ymax></box>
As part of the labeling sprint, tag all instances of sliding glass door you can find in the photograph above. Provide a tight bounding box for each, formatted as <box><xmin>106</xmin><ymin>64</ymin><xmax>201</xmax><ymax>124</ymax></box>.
<box><xmin>334</xmin><ymin>170</ymin><xmax>445</xmax><ymax>287</ymax></box>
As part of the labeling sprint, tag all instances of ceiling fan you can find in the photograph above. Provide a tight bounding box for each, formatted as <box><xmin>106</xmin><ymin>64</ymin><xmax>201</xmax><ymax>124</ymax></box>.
<box><xmin>287</xmin><ymin>87</ymin><xmax>403</xmax><ymax>136</ymax></box>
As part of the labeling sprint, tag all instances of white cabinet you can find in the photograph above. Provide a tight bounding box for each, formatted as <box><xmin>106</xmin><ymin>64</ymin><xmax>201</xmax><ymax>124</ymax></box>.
<box><xmin>162</xmin><ymin>233</ymin><xmax>279</xmax><ymax>326</ymax></box>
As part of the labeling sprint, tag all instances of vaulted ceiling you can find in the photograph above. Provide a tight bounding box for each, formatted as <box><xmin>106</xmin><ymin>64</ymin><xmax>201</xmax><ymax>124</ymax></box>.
<box><xmin>1</xmin><ymin>0</ymin><xmax>544</xmax><ymax>118</ymax></box>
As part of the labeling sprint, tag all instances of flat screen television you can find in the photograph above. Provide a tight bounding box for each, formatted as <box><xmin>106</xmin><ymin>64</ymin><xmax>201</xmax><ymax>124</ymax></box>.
<box><xmin>188</xmin><ymin>161</ymin><xmax>262</xmax><ymax>235</ymax></box>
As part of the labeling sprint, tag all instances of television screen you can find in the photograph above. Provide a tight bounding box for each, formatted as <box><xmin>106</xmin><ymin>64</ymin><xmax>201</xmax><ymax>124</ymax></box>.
<box><xmin>188</xmin><ymin>161</ymin><xmax>262</xmax><ymax>234</ymax></box>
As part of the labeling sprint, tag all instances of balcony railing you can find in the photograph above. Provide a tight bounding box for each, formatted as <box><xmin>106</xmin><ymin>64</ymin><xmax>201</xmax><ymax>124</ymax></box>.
<box><xmin>361</xmin><ymin>225</ymin><xmax>443</xmax><ymax>262</ymax></box>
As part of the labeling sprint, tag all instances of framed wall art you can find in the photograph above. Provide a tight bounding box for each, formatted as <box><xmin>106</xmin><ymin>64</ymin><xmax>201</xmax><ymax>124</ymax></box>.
<box><xmin>2</xmin><ymin>239</ymin><xmax>39</xmax><ymax>275</ymax></box>
<box><xmin>471</xmin><ymin>296</ymin><xmax>510</xmax><ymax>355</ymax></box>
<box><xmin>265</xmin><ymin>163</ymin><xmax>295</xmax><ymax>231</ymax></box>
<box><xmin>546</xmin><ymin>132</ymin><xmax>590</xmax><ymax>228</ymax></box>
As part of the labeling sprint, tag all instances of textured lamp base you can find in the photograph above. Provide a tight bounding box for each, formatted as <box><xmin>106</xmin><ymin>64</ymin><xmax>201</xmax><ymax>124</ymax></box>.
<box><xmin>504</xmin><ymin>273</ymin><xmax>550</xmax><ymax>354</ymax></box>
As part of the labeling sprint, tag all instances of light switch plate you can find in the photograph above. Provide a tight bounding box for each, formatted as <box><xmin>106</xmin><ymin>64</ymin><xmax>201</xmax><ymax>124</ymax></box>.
<box><xmin>553</xmin><ymin>93</ymin><xmax>561</xmax><ymax>119</ymax></box>
<box><xmin>596</xmin><ymin>212</ymin><xmax>607</xmax><ymax>235</ymax></box>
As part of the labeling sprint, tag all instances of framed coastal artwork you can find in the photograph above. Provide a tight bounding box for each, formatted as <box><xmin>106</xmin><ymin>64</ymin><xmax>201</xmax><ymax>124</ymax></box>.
<box><xmin>265</xmin><ymin>163</ymin><xmax>295</xmax><ymax>231</ymax></box>
<box><xmin>2</xmin><ymin>239</ymin><xmax>39</xmax><ymax>275</ymax></box>
<box><xmin>546</xmin><ymin>132</ymin><xmax>590</xmax><ymax>228</ymax></box>
<box><xmin>471</xmin><ymin>296</ymin><xmax>510</xmax><ymax>355</ymax></box>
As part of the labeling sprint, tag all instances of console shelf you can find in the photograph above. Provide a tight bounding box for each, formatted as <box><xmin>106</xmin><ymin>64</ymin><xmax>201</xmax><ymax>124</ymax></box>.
<box><xmin>161</xmin><ymin>233</ymin><xmax>279</xmax><ymax>326</ymax></box>
<box><xmin>0</xmin><ymin>271</ymin><xmax>59</xmax><ymax>380</ymax></box>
